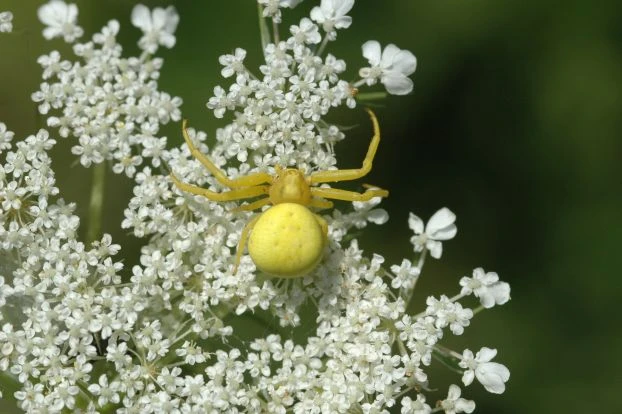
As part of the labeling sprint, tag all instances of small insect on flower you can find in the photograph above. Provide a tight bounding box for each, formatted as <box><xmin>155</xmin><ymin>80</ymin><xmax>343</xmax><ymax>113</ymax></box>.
<box><xmin>171</xmin><ymin>108</ymin><xmax>388</xmax><ymax>278</ymax></box>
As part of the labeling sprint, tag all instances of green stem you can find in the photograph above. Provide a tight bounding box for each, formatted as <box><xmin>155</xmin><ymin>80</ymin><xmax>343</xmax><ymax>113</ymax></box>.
<box><xmin>472</xmin><ymin>304</ymin><xmax>486</xmax><ymax>315</ymax></box>
<box><xmin>431</xmin><ymin>346</ymin><xmax>464</xmax><ymax>375</ymax></box>
<box><xmin>272</xmin><ymin>18</ymin><xmax>280</xmax><ymax>44</ymax></box>
<box><xmin>87</xmin><ymin>162</ymin><xmax>106</xmax><ymax>245</ymax></box>
<box><xmin>404</xmin><ymin>249</ymin><xmax>427</xmax><ymax>308</ymax></box>
<box><xmin>356</xmin><ymin>92</ymin><xmax>388</xmax><ymax>101</ymax></box>
<box><xmin>257</xmin><ymin>4</ymin><xmax>270</xmax><ymax>58</ymax></box>
<box><xmin>315</xmin><ymin>35</ymin><xmax>330</xmax><ymax>57</ymax></box>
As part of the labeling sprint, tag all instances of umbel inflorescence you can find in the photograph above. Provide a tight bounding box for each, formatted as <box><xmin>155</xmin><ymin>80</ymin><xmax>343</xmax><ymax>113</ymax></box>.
<box><xmin>0</xmin><ymin>1</ymin><xmax>510</xmax><ymax>413</ymax></box>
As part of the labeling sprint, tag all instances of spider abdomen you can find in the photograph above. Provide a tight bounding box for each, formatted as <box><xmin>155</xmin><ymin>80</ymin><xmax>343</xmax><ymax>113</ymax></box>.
<box><xmin>248</xmin><ymin>203</ymin><xmax>327</xmax><ymax>278</ymax></box>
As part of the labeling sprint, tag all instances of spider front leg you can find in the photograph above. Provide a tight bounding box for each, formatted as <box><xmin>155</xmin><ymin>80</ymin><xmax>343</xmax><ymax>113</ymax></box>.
<box><xmin>309</xmin><ymin>198</ymin><xmax>334</xmax><ymax>210</ymax></box>
<box><xmin>233</xmin><ymin>197</ymin><xmax>272</xmax><ymax>212</ymax></box>
<box><xmin>182</xmin><ymin>120</ymin><xmax>273</xmax><ymax>188</ymax></box>
<box><xmin>171</xmin><ymin>173</ymin><xmax>269</xmax><ymax>202</ymax></box>
<box><xmin>310</xmin><ymin>186</ymin><xmax>388</xmax><ymax>202</ymax></box>
<box><xmin>309</xmin><ymin>108</ymin><xmax>381</xmax><ymax>184</ymax></box>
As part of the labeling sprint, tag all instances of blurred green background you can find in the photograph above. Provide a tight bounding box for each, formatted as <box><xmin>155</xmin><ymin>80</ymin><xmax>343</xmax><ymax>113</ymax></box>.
<box><xmin>1</xmin><ymin>1</ymin><xmax>621</xmax><ymax>413</ymax></box>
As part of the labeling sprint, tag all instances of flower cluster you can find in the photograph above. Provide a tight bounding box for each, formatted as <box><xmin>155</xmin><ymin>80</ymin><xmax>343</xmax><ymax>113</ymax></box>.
<box><xmin>0</xmin><ymin>123</ymin><xmax>127</xmax><ymax>410</ymax></box>
<box><xmin>0</xmin><ymin>1</ymin><xmax>511</xmax><ymax>413</ymax></box>
<box><xmin>31</xmin><ymin>2</ymin><xmax>182</xmax><ymax>176</ymax></box>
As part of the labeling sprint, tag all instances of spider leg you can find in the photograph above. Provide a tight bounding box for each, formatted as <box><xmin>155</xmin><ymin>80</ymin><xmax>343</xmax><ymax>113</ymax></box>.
<box><xmin>309</xmin><ymin>108</ymin><xmax>381</xmax><ymax>184</ymax></box>
<box><xmin>182</xmin><ymin>120</ymin><xmax>273</xmax><ymax>188</ymax></box>
<box><xmin>171</xmin><ymin>173</ymin><xmax>269</xmax><ymax>202</ymax></box>
<box><xmin>309</xmin><ymin>198</ymin><xmax>334</xmax><ymax>210</ymax></box>
<box><xmin>233</xmin><ymin>214</ymin><xmax>261</xmax><ymax>274</ymax></box>
<box><xmin>310</xmin><ymin>186</ymin><xmax>388</xmax><ymax>202</ymax></box>
<box><xmin>233</xmin><ymin>197</ymin><xmax>272</xmax><ymax>212</ymax></box>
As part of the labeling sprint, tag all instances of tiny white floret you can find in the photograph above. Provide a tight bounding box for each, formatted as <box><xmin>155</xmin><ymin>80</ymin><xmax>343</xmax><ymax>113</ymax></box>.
<box><xmin>131</xmin><ymin>4</ymin><xmax>179</xmax><ymax>53</ymax></box>
<box><xmin>259</xmin><ymin>0</ymin><xmax>303</xmax><ymax>23</ymax></box>
<box><xmin>310</xmin><ymin>0</ymin><xmax>354</xmax><ymax>39</ymax></box>
<box><xmin>401</xmin><ymin>394</ymin><xmax>431</xmax><ymax>414</ymax></box>
<box><xmin>359</xmin><ymin>40</ymin><xmax>417</xmax><ymax>95</ymax></box>
<box><xmin>441</xmin><ymin>384</ymin><xmax>476</xmax><ymax>414</ymax></box>
<box><xmin>0</xmin><ymin>11</ymin><xmax>13</xmax><ymax>33</ymax></box>
<box><xmin>460</xmin><ymin>267</ymin><xmax>511</xmax><ymax>308</ymax></box>
<box><xmin>460</xmin><ymin>347</ymin><xmax>510</xmax><ymax>394</ymax></box>
<box><xmin>37</xmin><ymin>0</ymin><xmax>83</xmax><ymax>42</ymax></box>
<box><xmin>409</xmin><ymin>207</ymin><xmax>457</xmax><ymax>259</ymax></box>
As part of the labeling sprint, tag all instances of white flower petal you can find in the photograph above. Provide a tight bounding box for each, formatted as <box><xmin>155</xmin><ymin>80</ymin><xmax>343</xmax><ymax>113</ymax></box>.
<box><xmin>381</xmin><ymin>72</ymin><xmax>414</xmax><ymax>95</ymax></box>
<box><xmin>282</xmin><ymin>0</ymin><xmax>303</xmax><ymax>8</ymax></box>
<box><xmin>425</xmin><ymin>207</ymin><xmax>457</xmax><ymax>240</ymax></box>
<box><xmin>367</xmin><ymin>209</ymin><xmax>389</xmax><ymax>225</ymax></box>
<box><xmin>462</xmin><ymin>369</ymin><xmax>474</xmax><ymax>386</ymax></box>
<box><xmin>159</xmin><ymin>32</ymin><xmax>176</xmax><ymax>49</ymax></box>
<box><xmin>472</xmin><ymin>267</ymin><xmax>486</xmax><ymax>280</ymax></box>
<box><xmin>477</xmin><ymin>288</ymin><xmax>496</xmax><ymax>308</ymax></box>
<box><xmin>489</xmin><ymin>282</ymin><xmax>511</xmax><ymax>306</ymax></box>
<box><xmin>362</xmin><ymin>40</ymin><xmax>382</xmax><ymax>66</ymax></box>
<box><xmin>408</xmin><ymin>212</ymin><xmax>424</xmax><ymax>234</ymax></box>
<box><xmin>66</xmin><ymin>3</ymin><xmax>78</xmax><ymax>22</ymax></box>
<box><xmin>475</xmin><ymin>362</ymin><xmax>510</xmax><ymax>394</ymax></box>
<box><xmin>309</xmin><ymin>6</ymin><xmax>324</xmax><ymax>23</ymax></box>
<box><xmin>456</xmin><ymin>398</ymin><xmax>476</xmax><ymax>413</ymax></box>
<box><xmin>131</xmin><ymin>4</ymin><xmax>151</xmax><ymax>31</ymax></box>
<box><xmin>333</xmin><ymin>15</ymin><xmax>352</xmax><ymax>29</ymax></box>
<box><xmin>380</xmin><ymin>43</ymin><xmax>402</xmax><ymax>69</ymax></box>
<box><xmin>332</xmin><ymin>0</ymin><xmax>355</xmax><ymax>17</ymax></box>
<box><xmin>38</xmin><ymin>1</ymin><xmax>66</xmax><ymax>25</ymax></box>
<box><xmin>392</xmin><ymin>50</ymin><xmax>417</xmax><ymax>76</ymax></box>
<box><xmin>42</xmin><ymin>26</ymin><xmax>58</xmax><ymax>40</ymax></box>
<box><xmin>447</xmin><ymin>384</ymin><xmax>461</xmax><ymax>400</ymax></box>
<box><xmin>162</xmin><ymin>7</ymin><xmax>179</xmax><ymax>33</ymax></box>
<box><xmin>151</xmin><ymin>8</ymin><xmax>169</xmax><ymax>30</ymax></box>
<box><xmin>427</xmin><ymin>239</ymin><xmax>442</xmax><ymax>259</ymax></box>
<box><xmin>476</xmin><ymin>347</ymin><xmax>497</xmax><ymax>362</ymax></box>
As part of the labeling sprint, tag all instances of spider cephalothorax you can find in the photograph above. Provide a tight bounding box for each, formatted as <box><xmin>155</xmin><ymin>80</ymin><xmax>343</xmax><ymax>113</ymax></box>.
<box><xmin>171</xmin><ymin>108</ymin><xmax>388</xmax><ymax>277</ymax></box>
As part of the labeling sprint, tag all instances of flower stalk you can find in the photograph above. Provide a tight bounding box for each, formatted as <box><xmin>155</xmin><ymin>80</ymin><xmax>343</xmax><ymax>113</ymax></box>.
<box><xmin>87</xmin><ymin>161</ymin><xmax>105</xmax><ymax>244</ymax></box>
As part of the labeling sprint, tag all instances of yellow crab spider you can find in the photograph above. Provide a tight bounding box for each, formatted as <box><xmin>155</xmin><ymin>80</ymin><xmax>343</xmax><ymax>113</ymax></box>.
<box><xmin>170</xmin><ymin>108</ymin><xmax>388</xmax><ymax>278</ymax></box>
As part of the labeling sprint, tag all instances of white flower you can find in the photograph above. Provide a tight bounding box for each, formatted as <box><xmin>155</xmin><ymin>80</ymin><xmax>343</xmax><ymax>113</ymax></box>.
<box><xmin>37</xmin><ymin>0</ymin><xmax>83</xmax><ymax>42</ymax></box>
<box><xmin>359</xmin><ymin>40</ymin><xmax>417</xmax><ymax>95</ymax></box>
<box><xmin>219</xmin><ymin>48</ymin><xmax>247</xmax><ymax>78</ymax></box>
<box><xmin>460</xmin><ymin>267</ymin><xmax>511</xmax><ymax>308</ymax></box>
<box><xmin>409</xmin><ymin>207</ymin><xmax>457</xmax><ymax>259</ymax></box>
<box><xmin>0</xmin><ymin>122</ymin><xmax>14</xmax><ymax>150</ymax></box>
<box><xmin>37</xmin><ymin>51</ymin><xmax>72</xmax><ymax>80</ymax></box>
<box><xmin>390</xmin><ymin>259</ymin><xmax>420</xmax><ymax>290</ymax></box>
<box><xmin>440</xmin><ymin>384</ymin><xmax>476</xmax><ymax>414</ymax></box>
<box><xmin>0</xmin><ymin>11</ymin><xmax>13</xmax><ymax>33</ymax></box>
<box><xmin>427</xmin><ymin>296</ymin><xmax>473</xmax><ymax>336</ymax></box>
<box><xmin>289</xmin><ymin>18</ymin><xmax>321</xmax><ymax>46</ymax></box>
<box><xmin>310</xmin><ymin>0</ymin><xmax>354</xmax><ymax>39</ymax></box>
<box><xmin>259</xmin><ymin>0</ymin><xmax>303</xmax><ymax>23</ymax></box>
<box><xmin>353</xmin><ymin>197</ymin><xmax>389</xmax><ymax>225</ymax></box>
<box><xmin>131</xmin><ymin>4</ymin><xmax>179</xmax><ymax>53</ymax></box>
<box><xmin>460</xmin><ymin>348</ymin><xmax>510</xmax><ymax>394</ymax></box>
<box><xmin>401</xmin><ymin>394</ymin><xmax>431</xmax><ymax>414</ymax></box>
<box><xmin>87</xmin><ymin>375</ymin><xmax>120</xmax><ymax>407</ymax></box>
